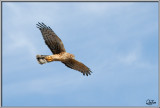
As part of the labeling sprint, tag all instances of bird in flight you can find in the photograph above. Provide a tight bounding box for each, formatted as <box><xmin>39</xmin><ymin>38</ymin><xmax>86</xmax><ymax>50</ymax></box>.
<box><xmin>36</xmin><ymin>22</ymin><xmax>92</xmax><ymax>76</ymax></box>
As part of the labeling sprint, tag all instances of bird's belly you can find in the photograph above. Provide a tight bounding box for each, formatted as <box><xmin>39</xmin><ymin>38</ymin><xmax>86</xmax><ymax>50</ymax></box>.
<box><xmin>59</xmin><ymin>52</ymin><xmax>74</xmax><ymax>60</ymax></box>
<box><xmin>49</xmin><ymin>52</ymin><xmax>74</xmax><ymax>62</ymax></box>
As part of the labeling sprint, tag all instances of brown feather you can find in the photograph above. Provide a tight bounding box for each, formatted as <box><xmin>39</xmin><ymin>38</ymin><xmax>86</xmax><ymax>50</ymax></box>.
<box><xmin>62</xmin><ymin>59</ymin><xmax>92</xmax><ymax>76</ymax></box>
<box><xmin>37</xmin><ymin>22</ymin><xmax>66</xmax><ymax>54</ymax></box>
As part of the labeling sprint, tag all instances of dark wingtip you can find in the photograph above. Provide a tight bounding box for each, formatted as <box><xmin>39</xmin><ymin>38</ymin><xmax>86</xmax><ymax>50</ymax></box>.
<box><xmin>36</xmin><ymin>22</ymin><xmax>51</xmax><ymax>30</ymax></box>
<box><xmin>36</xmin><ymin>22</ymin><xmax>42</xmax><ymax>29</ymax></box>
<box><xmin>83</xmin><ymin>70</ymin><xmax>92</xmax><ymax>76</ymax></box>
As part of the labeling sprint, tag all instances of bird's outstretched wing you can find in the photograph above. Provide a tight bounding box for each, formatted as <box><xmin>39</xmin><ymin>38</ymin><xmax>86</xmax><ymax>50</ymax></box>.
<box><xmin>36</xmin><ymin>22</ymin><xmax>66</xmax><ymax>54</ymax></box>
<box><xmin>62</xmin><ymin>59</ymin><xmax>92</xmax><ymax>76</ymax></box>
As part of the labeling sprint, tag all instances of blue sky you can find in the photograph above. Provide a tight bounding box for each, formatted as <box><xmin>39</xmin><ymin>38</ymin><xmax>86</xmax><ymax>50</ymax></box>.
<box><xmin>2</xmin><ymin>2</ymin><xmax>158</xmax><ymax>106</ymax></box>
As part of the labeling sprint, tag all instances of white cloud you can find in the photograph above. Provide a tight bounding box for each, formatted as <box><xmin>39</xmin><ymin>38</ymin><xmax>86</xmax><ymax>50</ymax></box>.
<box><xmin>77</xmin><ymin>2</ymin><xmax>134</xmax><ymax>15</ymax></box>
<box><xmin>117</xmin><ymin>45</ymin><xmax>141</xmax><ymax>65</ymax></box>
<box><xmin>3</xmin><ymin>73</ymin><xmax>90</xmax><ymax>98</ymax></box>
<box><xmin>4</xmin><ymin>32</ymin><xmax>38</xmax><ymax>58</ymax></box>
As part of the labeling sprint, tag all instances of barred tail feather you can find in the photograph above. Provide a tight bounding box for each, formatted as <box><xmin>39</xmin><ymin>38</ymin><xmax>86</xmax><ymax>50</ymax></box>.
<box><xmin>36</xmin><ymin>55</ymin><xmax>48</xmax><ymax>64</ymax></box>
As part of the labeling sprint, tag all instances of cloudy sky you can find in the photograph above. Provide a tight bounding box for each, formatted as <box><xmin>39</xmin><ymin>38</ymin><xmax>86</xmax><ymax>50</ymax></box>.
<box><xmin>2</xmin><ymin>2</ymin><xmax>158</xmax><ymax>106</ymax></box>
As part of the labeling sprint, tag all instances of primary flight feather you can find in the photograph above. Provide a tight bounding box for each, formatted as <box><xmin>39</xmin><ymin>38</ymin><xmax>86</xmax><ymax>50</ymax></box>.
<box><xmin>36</xmin><ymin>22</ymin><xmax>92</xmax><ymax>76</ymax></box>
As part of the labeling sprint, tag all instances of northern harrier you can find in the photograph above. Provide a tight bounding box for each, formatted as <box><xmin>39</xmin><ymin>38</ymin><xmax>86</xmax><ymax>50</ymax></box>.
<box><xmin>36</xmin><ymin>22</ymin><xmax>92</xmax><ymax>76</ymax></box>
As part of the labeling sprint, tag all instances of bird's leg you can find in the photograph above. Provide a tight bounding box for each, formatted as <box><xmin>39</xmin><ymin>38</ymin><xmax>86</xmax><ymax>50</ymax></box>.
<box><xmin>45</xmin><ymin>54</ymin><xmax>61</xmax><ymax>62</ymax></box>
<box><xmin>45</xmin><ymin>55</ymin><xmax>54</xmax><ymax>62</ymax></box>
<box><xmin>36</xmin><ymin>54</ymin><xmax>60</xmax><ymax>64</ymax></box>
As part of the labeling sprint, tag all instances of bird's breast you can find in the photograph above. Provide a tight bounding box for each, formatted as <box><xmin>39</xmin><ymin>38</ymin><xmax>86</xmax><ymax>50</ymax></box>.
<box><xmin>59</xmin><ymin>52</ymin><xmax>75</xmax><ymax>60</ymax></box>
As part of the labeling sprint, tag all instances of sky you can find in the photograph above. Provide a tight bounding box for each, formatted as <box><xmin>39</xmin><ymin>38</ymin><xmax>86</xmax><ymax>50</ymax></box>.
<box><xmin>2</xmin><ymin>2</ymin><xmax>158</xmax><ymax>107</ymax></box>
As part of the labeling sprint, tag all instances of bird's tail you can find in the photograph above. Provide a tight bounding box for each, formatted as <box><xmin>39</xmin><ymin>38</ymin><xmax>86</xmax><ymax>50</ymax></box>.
<box><xmin>36</xmin><ymin>55</ymin><xmax>48</xmax><ymax>64</ymax></box>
